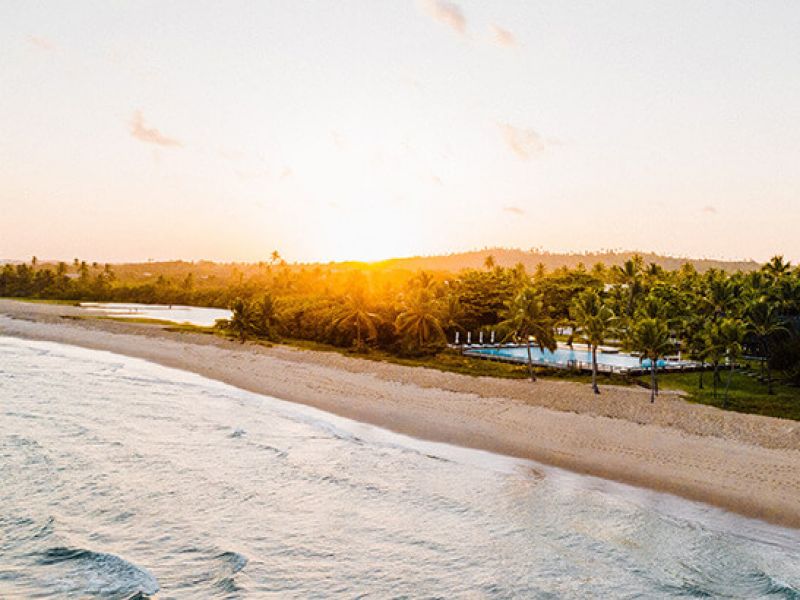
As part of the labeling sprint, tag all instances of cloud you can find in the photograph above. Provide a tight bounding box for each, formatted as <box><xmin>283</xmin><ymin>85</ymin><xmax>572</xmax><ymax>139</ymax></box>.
<box><xmin>424</xmin><ymin>173</ymin><xmax>443</xmax><ymax>186</ymax></box>
<box><xmin>279</xmin><ymin>167</ymin><xmax>293</xmax><ymax>181</ymax></box>
<box><xmin>129</xmin><ymin>111</ymin><xmax>182</xmax><ymax>147</ymax></box>
<box><xmin>504</xmin><ymin>206</ymin><xmax>525</xmax><ymax>216</ymax></box>
<box><xmin>235</xmin><ymin>168</ymin><xmax>270</xmax><ymax>181</ymax></box>
<box><xmin>490</xmin><ymin>25</ymin><xmax>516</xmax><ymax>47</ymax></box>
<box><xmin>702</xmin><ymin>205</ymin><xmax>717</xmax><ymax>214</ymax></box>
<box><xmin>28</xmin><ymin>35</ymin><xmax>55</xmax><ymax>51</ymax></box>
<box><xmin>219</xmin><ymin>148</ymin><xmax>244</xmax><ymax>161</ymax></box>
<box><xmin>497</xmin><ymin>122</ymin><xmax>546</xmax><ymax>159</ymax></box>
<box><xmin>331</xmin><ymin>130</ymin><xmax>346</xmax><ymax>150</ymax></box>
<box><xmin>419</xmin><ymin>0</ymin><xmax>466</xmax><ymax>34</ymax></box>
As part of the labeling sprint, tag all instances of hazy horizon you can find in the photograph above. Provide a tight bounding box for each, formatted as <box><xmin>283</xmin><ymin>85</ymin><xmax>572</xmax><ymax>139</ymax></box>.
<box><xmin>2</xmin><ymin>1</ymin><xmax>799</xmax><ymax>264</ymax></box>
<box><xmin>0</xmin><ymin>245</ymin><xmax>771</xmax><ymax>268</ymax></box>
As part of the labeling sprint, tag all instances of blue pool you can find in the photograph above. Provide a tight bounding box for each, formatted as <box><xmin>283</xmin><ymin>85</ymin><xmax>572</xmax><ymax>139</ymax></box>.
<box><xmin>464</xmin><ymin>345</ymin><xmax>693</xmax><ymax>373</ymax></box>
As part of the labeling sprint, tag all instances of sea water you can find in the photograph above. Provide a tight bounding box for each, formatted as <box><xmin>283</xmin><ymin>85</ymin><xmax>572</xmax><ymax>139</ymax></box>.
<box><xmin>79</xmin><ymin>303</ymin><xmax>231</xmax><ymax>327</ymax></box>
<box><xmin>1</xmin><ymin>336</ymin><xmax>798</xmax><ymax>598</ymax></box>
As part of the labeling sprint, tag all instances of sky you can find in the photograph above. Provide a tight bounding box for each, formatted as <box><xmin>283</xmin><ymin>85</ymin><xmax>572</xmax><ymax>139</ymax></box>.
<box><xmin>1</xmin><ymin>1</ymin><xmax>799</xmax><ymax>264</ymax></box>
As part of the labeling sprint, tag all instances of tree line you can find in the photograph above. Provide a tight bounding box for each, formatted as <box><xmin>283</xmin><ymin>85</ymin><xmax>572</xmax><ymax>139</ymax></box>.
<box><xmin>3</xmin><ymin>254</ymin><xmax>800</xmax><ymax>401</ymax></box>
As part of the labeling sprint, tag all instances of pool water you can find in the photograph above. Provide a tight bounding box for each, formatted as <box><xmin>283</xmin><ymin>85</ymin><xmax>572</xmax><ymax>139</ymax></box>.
<box><xmin>465</xmin><ymin>345</ymin><xmax>690</xmax><ymax>372</ymax></box>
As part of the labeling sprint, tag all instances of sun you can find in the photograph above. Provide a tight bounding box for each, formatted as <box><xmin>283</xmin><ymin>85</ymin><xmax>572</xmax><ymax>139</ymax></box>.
<box><xmin>317</xmin><ymin>210</ymin><xmax>423</xmax><ymax>263</ymax></box>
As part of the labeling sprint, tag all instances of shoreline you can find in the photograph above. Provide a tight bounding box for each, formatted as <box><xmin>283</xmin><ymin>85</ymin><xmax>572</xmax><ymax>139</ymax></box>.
<box><xmin>2</xmin><ymin>299</ymin><xmax>799</xmax><ymax>528</ymax></box>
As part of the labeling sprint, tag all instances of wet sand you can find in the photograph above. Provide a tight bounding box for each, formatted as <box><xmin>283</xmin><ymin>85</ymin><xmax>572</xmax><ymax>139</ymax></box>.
<box><xmin>1</xmin><ymin>299</ymin><xmax>799</xmax><ymax>528</ymax></box>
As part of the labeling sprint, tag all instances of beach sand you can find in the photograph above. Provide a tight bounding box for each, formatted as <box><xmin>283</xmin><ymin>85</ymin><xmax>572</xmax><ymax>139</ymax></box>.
<box><xmin>1</xmin><ymin>299</ymin><xmax>799</xmax><ymax>528</ymax></box>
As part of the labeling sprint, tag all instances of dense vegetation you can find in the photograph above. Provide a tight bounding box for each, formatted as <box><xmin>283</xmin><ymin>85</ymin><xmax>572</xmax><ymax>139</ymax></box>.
<box><xmin>3</xmin><ymin>253</ymin><xmax>800</xmax><ymax>408</ymax></box>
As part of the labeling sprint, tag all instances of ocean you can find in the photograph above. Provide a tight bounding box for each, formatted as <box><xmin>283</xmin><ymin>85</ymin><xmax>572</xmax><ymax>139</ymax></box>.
<box><xmin>1</xmin><ymin>335</ymin><xmax>798</xmax><ymax>598</ymax></box>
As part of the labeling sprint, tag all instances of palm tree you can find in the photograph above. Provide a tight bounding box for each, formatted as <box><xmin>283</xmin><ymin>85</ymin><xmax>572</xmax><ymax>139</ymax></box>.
<box><xmin>764</xmin><ymin>255</ymin><xmax>792</xmax><ymax>280</ymax></box>
<box><xmin>630</xmin><ymin>318</ymin><xmax>673</xmax><ymax>402</ymax></box>
<box><xmin>570</xmin><ymin>289</ymin><xmax>617</xmax><ymax>394</ymax></box>
<box><xmin>410</xmin><ymin>270</ymin><xmax>436</xmax><ymax>290</ymax></box>
<box><xmin>395</xmin><ymin>289</ymin><xmax>446</xmax><ymax>352</ymax></box>
<box><xmin>226</xmin><ymin>297</ymin><xmax>251</xmax><ymax>342</ymax></box>
<box><xmin>719</xmin><ymin>318</ymin><xmax>746</xmax><ymax>407</ymax></box>
<box><xmin>499</xmin><ymin>287</ymin><xmax>556</xmax><ymax>382</ymax></box>
<box><xmin>701</xmin><ymin>321</ymin><xmax>726</xmax><ymax>399</ymax></box>
<box><xmin>746</xmin><ymin>300</ymin><xmax>788</xmax><ymax>394</ymax></box>
<box><xmin>683</xmin><ymin>314</ymin><xmax>709</xmax><ymax>389</ymax></box>
<box><xmin>775</xmin><ymin>276</ymin><xmax>800</xmax><ymax>315</ymax></box>
<box><xmin>251</xmin><ymin>292</ymin><xmax>281</xmax><ymax>340</ymax></box>
<box><xmin>613</xmin><ymin>255</ymin><xmax>644</xmax><ymax>321</ymax></box>
<box><xmin>440</xmin><ymin>294</ymin><xmax>465</xmax><ymax>342</ymax></box>
<box><xmin>484</xmin><ymin>255</ymin><xmax>496</xmax><ymax>271</ymax></box>
<box><xmin>701</xmin><ymin>272</ymin><xmax>741</xmax><ymax>319</ymax></box>
<box><xmin>333</xmin><ymin>289</ymin><xmax>379</xmax><ymax>350</ymax></box>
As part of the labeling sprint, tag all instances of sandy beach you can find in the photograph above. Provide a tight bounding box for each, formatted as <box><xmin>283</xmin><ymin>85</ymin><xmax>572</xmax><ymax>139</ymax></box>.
<box><xmin>2</xmin><ymin>298</ymin><xmax>799</xmax><ymax>528</ymax></box>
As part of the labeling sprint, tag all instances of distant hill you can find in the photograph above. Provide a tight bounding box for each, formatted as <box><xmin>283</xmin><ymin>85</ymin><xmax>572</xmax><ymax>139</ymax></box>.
<box><xmin>6</xmin><ymin>249</ymin><xmax>762</xmax><ymax>279</ymax></box>
<box><xmin>370</xmin><ymin>248</ymin><xmax>760</xmax><ymax>274</ymax></box>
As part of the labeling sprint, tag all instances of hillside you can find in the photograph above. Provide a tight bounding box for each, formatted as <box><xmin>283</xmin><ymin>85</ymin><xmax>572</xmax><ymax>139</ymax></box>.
<box><xmin>5</xmin><ymin>249</ymin><xmax>762</xmax><ymax>283</ymax></box>
<box><xmin>371</xmin><ymin>248</ymin><xmax>760</xmax><ymax>274</ymax></box>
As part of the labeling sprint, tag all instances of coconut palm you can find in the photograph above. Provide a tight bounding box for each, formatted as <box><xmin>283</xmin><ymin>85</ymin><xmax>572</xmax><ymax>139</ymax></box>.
<box><xmin>570</xmin><ymin>289</ymin><xmax>617</xmax><ymax>394</ymax></box>
<box><xmin>333</xmin><ymin>288</ymin><xmax>379</xmax><ymax>350</ymax></box>
<box><xmin>613</xmin><ymin>255</ymin><xmax>644</xmax><ymax>318</ymax></box>
<box><xmin>226</xmin><ymin>297</ymin><xmax>251</xmax><ymax>342</ymax></box>
<box><xmin>701</xmin><ymin>272</ymin><xmax>741</xmax><ymax>319</ymax></box>
<box><xmin>251</xmin><ymin>292</ymin><xmax>281</xmax><ymax>341</ymax></box>
<box><xmin>701</xmin><ymin>321</ymin><xmax>727</xmax><ymax>398</ymax></box>
<box><xmin>410</xmin><ymin>270</ymin><xmax>436</xmax><ymax>291</ymax></box>
<box><xmin>764</xmin><ymin>255</ymin><xmax>792</xmax><ymax>280</ymax></box>
<box><xmin>630</xmin><ymin>318</ymin><xmax>673</xmax><ymax>402</ymax></box>
<box><xmin>499</xmin><ymin>287</ymin><xmax>556</xmax><ymax>382</ymax></box>
<box><xmin>395</xmin><ymin>288</ymin><xmax>446</xmax><ymax>352</ymax></box>
<box><xmin>774</xmin><ymin>276</ymin><xmax>800</xmax><ymax>316</ymax></box>
<box><xmin>746</xmin><ymin>300</ymin><xmax>788</xmax><ymax>394</ymax></box>
<box><xmin>683</xmin><ymin>314</ymin><xmax>709</xmax><ymax>389</ymax></box>
<box><xmin>719</xmin><ymin>318</ymin><xmax>746</xmax><ymax>407</ymax></box>
<box><xmin>440</xmin><ymin>294</ymin><xmax>465</xmax><ymax>341</ymax></box>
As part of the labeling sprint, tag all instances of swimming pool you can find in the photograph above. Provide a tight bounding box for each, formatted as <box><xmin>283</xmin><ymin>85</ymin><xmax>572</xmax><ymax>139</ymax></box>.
<box><xmin>464</xmin><ymin>345</ymin><xmax>695</xmax><ymax>373</ymax></box>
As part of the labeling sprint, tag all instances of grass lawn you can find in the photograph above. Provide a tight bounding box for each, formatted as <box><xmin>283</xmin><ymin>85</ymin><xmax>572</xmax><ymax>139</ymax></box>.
<box><xmin>642</xmin><ymin>367</ymin><xmax>800</xmax><ymax>421</ymax></box>
<box><xmin>271</xmin><ymin>338</ymin><xmax>537</xmax><ymax>379</ymax></box>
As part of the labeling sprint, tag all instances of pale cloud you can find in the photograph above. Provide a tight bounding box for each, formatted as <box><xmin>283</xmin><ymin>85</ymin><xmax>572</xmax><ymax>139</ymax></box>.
<box><xmin>219</xmin><ymin>148</ymin><xmax>244</xmax><ymax>161</ymax></box>
<box><xmin>702</xmin><ymin>205</ymin><xmax>717</xmax><ymax>214</ymax></box>
<box><xmin>331</xmin><ymin>130</ymin><xmax>346</xmax><ymax>150</ymax></box>
<box><xmin>419</xmin><ymin>0</ymin><xmax>466</xmax><ymax>35</ymax></box>
<box><xmin>504</xmin><ymin>206</ymin><xmax>525</xmax><ymax>216</ymax></box>
<box><xmin>279</xmin><ymin>167</ymin><xmax>293</xmax><ymax>181</ymax></box>
<box><xmin>235</xmin><ymin>168</ymin><xmax>270</xmax><ymax>181</ymax></box>
<box><xmin>28</xmin><ymin>35</ymin><xmax>54</xmax><ymax>51</ymax></box>
<box><xmin>497</xmin><ymin>122</ymin><xmax>546</xmax><ymax>159</ymax></box>
<box><xmin>490</xmin><ymin>25</ymin><xmax>516</xmax><ymax>48</ymax></box>
<box><xmin>129</xmin><ymin>111</ymin><xmax>182</xmax><ymax>147</ymax></box>
<box><xmin>426</xmin><ymin>173</ymin><xmax>443</xmax><ymax>186</ymax></box>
